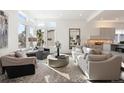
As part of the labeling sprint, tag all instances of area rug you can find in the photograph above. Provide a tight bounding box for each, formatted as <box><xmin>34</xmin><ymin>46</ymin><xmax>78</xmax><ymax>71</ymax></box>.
<box><xmin>0</xmin><ymin>57</ymin><xmax>88</xmax><ymax>83</ymax></box>
<box><xmin>0</xmin><ymin>56</ymin><xmax>124</xmax><ymax>83</ymax></box>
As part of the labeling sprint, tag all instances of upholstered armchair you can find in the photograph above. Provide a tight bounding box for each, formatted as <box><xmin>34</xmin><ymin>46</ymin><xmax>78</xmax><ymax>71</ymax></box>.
<box><xmin>78</xmin><ymin>54</ymin><xmax>122</xmax><ymax>80</ymax></box>
<box><xmin>1</xmin><ymin>53</ymin><xmax>36</xmax><ymax>78</ymax></box>
<box><xmin>77</xmin><ymin>47</ymin><xmax>122</xmax><ymax>80</ymax></box>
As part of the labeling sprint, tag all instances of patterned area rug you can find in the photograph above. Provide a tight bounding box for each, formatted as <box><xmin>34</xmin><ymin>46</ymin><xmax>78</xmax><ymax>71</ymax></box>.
<box><xmin>0</xmin><ymin>57</ymin><xmax>88</xmax><ymax>83</ymax></box>
<box><xmin>0</xmin><ymin>56</ymin><xmax>124</xmax><ymax>83</ymax></box>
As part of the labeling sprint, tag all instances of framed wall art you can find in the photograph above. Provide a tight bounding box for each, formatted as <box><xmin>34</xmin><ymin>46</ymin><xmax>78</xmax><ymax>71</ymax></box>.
<box><xmin>0</xmin><ymin>10</ymin><xmax>8</xmax><ymax>48</ymax></box>
<box><xmin>69</xmin><ymin>28</ymin><xmax>80</xmax><ymax>49</ymax></box>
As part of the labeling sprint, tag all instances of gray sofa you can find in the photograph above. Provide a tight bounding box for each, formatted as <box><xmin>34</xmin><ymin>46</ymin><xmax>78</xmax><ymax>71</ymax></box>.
<box><xmin>26</xmin><ymin>48</ymin><xmax>50</xmax><ymax>60</ymax></box>
<box><xmin>36</xmin><ymin>50</ymin><xmax>50</xmax><ymax>60</ymax></box>
<box><xmin>75</xmin><ymin>47</ymin><xmax>122</xmax><ymax>80</ymax></box>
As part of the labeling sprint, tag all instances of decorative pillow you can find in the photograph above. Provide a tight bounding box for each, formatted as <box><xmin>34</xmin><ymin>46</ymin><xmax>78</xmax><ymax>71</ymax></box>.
<box><xmin>89</xmin><ymin>49</ymin><xmax>102</xmax><ymax>55</ymax></box>
<box><xmin>83</xmin><ymin>47</ymin><xmax>91</xmax><ymax>54</ymax></box>
<box><xmin>72</xmin><ymin>47</ymin><xmax>75</xmax><ymax>51</ymax></box>
<box><xmin>75</xmin><ymin>48</ymin><xmax>82</xmax><ymax>53</ymax></box>
<box><xmin>34</xmin><ymin>46</ymin><xmax>39</xmax><ymax>50</ymax></box>
<box><xmin>104</xmin><ymin>53</ymin><xmax>113</xmax><ymax>59</ymax></box>
<box><xmin>15</xmin><ymin>51</ymin><xmax>24</xmax><ymax>58</ymax></box>
<box><xmin>87</xmin><ymin>54</ymin><xmax>108</xmax><ymax>61</ymax></box>
<box><xmin>38</xmin><ymin>47</ymin><xmax>44</xmax><ymax>51</ymax></box>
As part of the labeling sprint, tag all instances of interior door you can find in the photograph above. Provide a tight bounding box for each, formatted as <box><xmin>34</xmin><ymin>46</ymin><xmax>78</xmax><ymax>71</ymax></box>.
<box><xmin>47</xmin><ymin>30</ymin><xmax>55</xmax><ymax>47</ymax></box>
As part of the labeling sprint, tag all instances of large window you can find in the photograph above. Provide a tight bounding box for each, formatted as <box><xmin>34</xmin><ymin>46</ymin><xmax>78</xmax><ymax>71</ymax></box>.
<box><xmin>115</xmin><ymin>29</ymin><xmax>124</xmax><ymax>43</ymax></box>
<box><xmin>46</xmin><ymin>22</ymin><xmax>56</xmax><ymax>28</ymax></box>
<box><xmin>29</xmin><ymin>27</ymin><xmax>34</xmax><ymax>37</ymax></box>
<box><xmin>18</xmin><ymin>24</ymin><xmax>26</xmax><ymax>48</ymax></box>
<box><xmin>37</xmin><ymin>22</ymin><xmax>56</xmax><ymax>47</ymax></box>
<box><xmin>18</xmin><ymin>12</ymin><xmax>26</xmax><ymax>48</ymax></box>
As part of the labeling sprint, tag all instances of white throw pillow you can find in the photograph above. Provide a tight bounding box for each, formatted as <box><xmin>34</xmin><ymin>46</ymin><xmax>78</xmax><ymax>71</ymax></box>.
<box><xmin>75</xmin><ymin>48</ymin><xmax>82</xmax><ymax>52</ymax></box>
<box><xmin>89</xmin><ymin>49</ymin><xmax>102</xmax><ymax>55</ymax></box>
<box><xmin>15</xmin><ymin>51</ymin><xmax>26</xmax><ymax>58</ymax></box>
<box><xmin>83</xmin><ymin>47</ymin><xmax>91</xmax><ymax>54</ymax></box>
<box><xmin>87</xmin><ymin>54</ymin><xmax>108</xmax><ymax>61</ymax></box>
<box><xmin>104</xmin><ymin>53</ymin><xmax>113</xmax><ymax>59</ymax></box>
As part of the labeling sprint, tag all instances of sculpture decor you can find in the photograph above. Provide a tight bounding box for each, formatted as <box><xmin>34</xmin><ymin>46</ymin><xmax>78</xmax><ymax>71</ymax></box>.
<box><xmin>55</xmin><ymin>41</ymin><xmax>61</xmax><ymax>58</ymax></box>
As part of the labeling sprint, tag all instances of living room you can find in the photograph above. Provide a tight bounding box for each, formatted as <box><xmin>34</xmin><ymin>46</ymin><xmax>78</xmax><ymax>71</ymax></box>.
<box><xmin>2</xmin><ymin>0</ymin><xmax>124</xmax><ymax>92</ymax></box>
<box><xmin>1</xmin><ymin>10</ymin><xmax>124</xmax><ymax>83</ymax></box>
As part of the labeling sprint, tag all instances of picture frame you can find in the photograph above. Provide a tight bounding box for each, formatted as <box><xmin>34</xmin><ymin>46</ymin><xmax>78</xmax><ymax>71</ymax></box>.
<box><xmin>69</xmin><ymin>28</ymin><xmax>80</xmax><ymax>49</ymax></box>
<box><xmin>0</xmin><ymin>10</ymin><xmax>8</xmax><ymax>49</ymax></box>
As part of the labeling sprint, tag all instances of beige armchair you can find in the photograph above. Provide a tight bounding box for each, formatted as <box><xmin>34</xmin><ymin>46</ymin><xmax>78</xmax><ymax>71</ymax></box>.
<box><xmin>1</xmin><ymin>53</ymin><xmax>37</xmax><ymax>78</ymax></box>
<box><xmin>77</xmin><ymin>54</ymin><xmax>122</xmax><ymax>80</ymax></box>
<box><xmin>1</xmin><ymin>55</ymin><xmax>36</xmax><ymax>67</ymax></box>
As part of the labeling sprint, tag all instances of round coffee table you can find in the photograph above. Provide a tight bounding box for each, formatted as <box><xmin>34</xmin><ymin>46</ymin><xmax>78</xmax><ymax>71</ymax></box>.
<box><xmin>47</xmin><ymin>54</ymin><xmax>69</xmax><ymax>68</ymax></box>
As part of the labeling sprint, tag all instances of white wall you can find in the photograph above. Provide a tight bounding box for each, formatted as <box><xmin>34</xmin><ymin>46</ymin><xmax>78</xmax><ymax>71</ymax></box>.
<box><xmin>0</xmin><ymin>11</ymin><xmax>101</xmax><ymax>55</ymax></box>
<box><xmin>99</xmin><ymin>28</ymin><xmax>115</xmax><ymax>39</ymax></box>
<box><xmin>82</xmin><ymin>20</ymin><xmax>124</xmax><ymax>41</ymax></box>
<box><xmin>55</xmin><ymin>20</ymin><xmax>84</xmax><ymax>53</ymax></box>
<box><xmin>82</xmin><ymin>20</ymin><xmax>100</xmax><ymax>41</ymax></box>
<box><xmin>35</xmin><ymin>17</ymin><xmax>100</xmax><ymax>53</ymax></box>
<box><xmin>95</xmin><ymin>21</ymin><xmax>124</xmax><ymax>39</ymax></box>
<box><xmin>38</xmin><ymin>19</ymin><xmax>99</xmax><ymax>53</ymax></box>
<box><xmin>0</xmin><ymin>10</ymin><xmax>19</xmax><ymax>56</ymax></box>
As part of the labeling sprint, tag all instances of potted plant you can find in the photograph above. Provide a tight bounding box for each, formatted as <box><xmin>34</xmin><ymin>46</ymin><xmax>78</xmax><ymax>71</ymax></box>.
<box><xmin>36</xmin><ymin>29</ymin><xmax>44</xmax><ymax>47</ymax></box>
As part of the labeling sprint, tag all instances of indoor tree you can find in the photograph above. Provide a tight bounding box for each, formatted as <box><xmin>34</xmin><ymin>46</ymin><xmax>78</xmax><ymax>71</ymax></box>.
<box><xmin>36</xmin><ymin>29</ymin><xmax>44</xmax><ymax>46</ymax></box>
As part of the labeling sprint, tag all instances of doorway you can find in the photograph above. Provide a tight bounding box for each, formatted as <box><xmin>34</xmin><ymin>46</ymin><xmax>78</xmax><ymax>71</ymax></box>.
<box><xmin>47</xmin><ymin>30</ymin><xmax>55</xmax><ymax>47</ymax></box>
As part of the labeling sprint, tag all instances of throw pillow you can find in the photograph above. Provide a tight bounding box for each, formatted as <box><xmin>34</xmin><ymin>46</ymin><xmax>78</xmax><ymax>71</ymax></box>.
<box><xmin>15</xmin><ymin>51</ymin><xmax>24</xmax><ymax>58</ymax></box>
<box><xmin>87</xmin><ymin>54</ymin><xmax>107</xmax><ymax>61</ymax></box>
<box><xmin>83</xmin><ymin>47</ymin><xmax>91</xmax><ymax>54</ymax></box>
<box><xmin>89</xmin><ymin>49</ymin><xmax>102</xmax><ymax>55</ymax></box>
<box><xmin>105</xmin><ymin>53</ymin><xmax>113</xmax><ymax>59</ymax></box>
<box><xmin>38</xmin><ymin>47</ymin><xmax>44</xmax><ymax>51</ymax></box>
<box><xmin>75</xmin><ymin>48</ymin><xmax>82</xmax><ymax>52</ymax></box>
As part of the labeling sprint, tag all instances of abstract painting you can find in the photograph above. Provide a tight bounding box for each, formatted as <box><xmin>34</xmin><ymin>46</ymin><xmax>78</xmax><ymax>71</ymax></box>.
<box><xmin>0</xmin><ymin>10</ymin><xmax>8</xmax><ymax>48</ymax></box>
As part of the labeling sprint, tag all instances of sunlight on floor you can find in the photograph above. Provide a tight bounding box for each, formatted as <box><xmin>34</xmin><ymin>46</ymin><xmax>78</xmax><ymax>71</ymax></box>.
<box><xmin>44</xmin><ymin>75</ymin><xmax>50</xmax><ymax>83</ymax></box>
<box><xmin>45</xmin><ymin>64</ymin><xmax>70</xmax><ymax>80</ymax></box>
